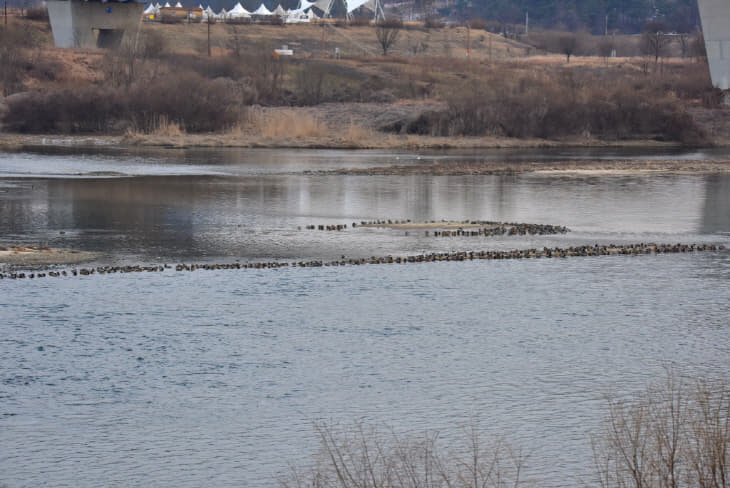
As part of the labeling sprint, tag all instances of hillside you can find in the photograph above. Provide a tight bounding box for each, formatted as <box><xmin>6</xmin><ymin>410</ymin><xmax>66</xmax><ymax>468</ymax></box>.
<box><xmin>2</xmin><ymin>16</ymin><xmax>728</xmax><ymax>149</ymax></box>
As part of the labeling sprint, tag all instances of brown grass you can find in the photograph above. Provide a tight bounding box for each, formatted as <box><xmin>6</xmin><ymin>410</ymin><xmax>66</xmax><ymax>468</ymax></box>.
<box><xmin>246</xmin><ymin>108</ymin><xmax>329</xmax><ymax>138</ymax></box>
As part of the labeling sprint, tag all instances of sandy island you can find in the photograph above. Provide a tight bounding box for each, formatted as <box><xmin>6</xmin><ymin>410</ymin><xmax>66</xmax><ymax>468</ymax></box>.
<box><xmin>321</xmin><ymin>159</ymin><xmax>730</xmax><ymax>176</ymax></box>
<box><xmin>0</xmin><ymin>245</ymin><xmax>99</xmax><ymax>266</ymax></box>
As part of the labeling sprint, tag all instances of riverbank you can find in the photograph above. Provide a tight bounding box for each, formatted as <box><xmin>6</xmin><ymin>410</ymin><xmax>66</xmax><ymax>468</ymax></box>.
<box><xmin>0</xmin><ymin>132</ymin><xmax>695</xmax><ymax>152</ymax></box>
<box><xmin>0</xmin><ymin>245</ymin><xmax>99</xmax><ymax>266</ymax></box>
<box><xmin>321</xmin><ymin>158</ymin><xmax>730</xmax><ymax>175</ymax></box>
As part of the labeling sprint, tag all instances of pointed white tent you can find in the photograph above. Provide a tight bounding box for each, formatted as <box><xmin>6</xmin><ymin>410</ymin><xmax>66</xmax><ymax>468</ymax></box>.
<box><xmin>312</xmin><ymin>0</ymin><xmax>329</xmax><ymax>14</ymax></box>
<box><xmin>272</xmin><ymin>4</ymin><xmax>286</xmax><ymax>16</ymax></box>
<box><xmin>217</xmin><ymin>7</ymin><xmax>227</xmax><ymax>18</ymax></box>
<box><xmin>229</xmin><ymin>2</ymin><xmax>251</xmax><ymax>17</ymax></box>
<box><xmin>163</xmin><ymin>2</ymin><xmax>171</xmax><ymax>7</ymax></box>
<box><xmin>204</xmin><ymin>5</ymin><xmax>215</xmax><ymax>17</ymax></box>
<box><xmin>298</xmin><ymin>0</ymin><xmax>314</xmax><ymax>9</ymax></box>
<box><xmin>143</xmin><ymin>3</ymin><xmax>158</xmax><ymax>14</ymax></box>
<box><xmin>174</xmin><ymin>2</ymin><xmax>182</xmax><ymax>7</ymax></box>
<box><xmin>252</xmin><ymin>3</ymin><xmax>272</xmax><ymax>15</ymax></box>
<box><xmin>346</xmin><ymin>0</ymin><xmax>371</xmax><ymax>13</ymax></box>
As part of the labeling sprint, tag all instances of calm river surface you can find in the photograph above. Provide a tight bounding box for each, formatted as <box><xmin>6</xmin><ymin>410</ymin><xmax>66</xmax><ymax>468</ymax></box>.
<box><xmin>1</xmin><ymin>147</ymin><xmax>729</xmax><ymax>487</ymax></box>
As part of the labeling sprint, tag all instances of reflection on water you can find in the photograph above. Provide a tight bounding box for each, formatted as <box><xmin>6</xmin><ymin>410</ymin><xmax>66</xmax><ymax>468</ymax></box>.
<box><xmin>1</xmin><ymin>254</ymin><xmax>729</xmax><ymax>487</ymax></box>
<box><xmin>1</xmin><ymin>148</ymin><xmax>729</xmax><ymax>488</ymax></box>
<box><xmin>0</xmin><ymin>171</ymin><xmax>727</xmax><ymax>262</ymax></box>
<box><xmin>702</xmin><ymin>174</ymin><xmax>730</xmax><ymax>235</ymax></box>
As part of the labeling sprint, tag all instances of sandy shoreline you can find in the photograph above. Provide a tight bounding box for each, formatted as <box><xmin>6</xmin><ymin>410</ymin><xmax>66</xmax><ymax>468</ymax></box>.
<box><xmin>0</xmin><ymin>132</ymin><xmax>700</xmax><ymax>152</ymax></box>
<box><xmin>0</xmin><ymin>246</ymin><xmax>99</xmax><ymax>266</ymax></box>
<box><xmin>321</xmin><ymin>159</ymin><xmax>730</xmax><ymax>176</ymax></box>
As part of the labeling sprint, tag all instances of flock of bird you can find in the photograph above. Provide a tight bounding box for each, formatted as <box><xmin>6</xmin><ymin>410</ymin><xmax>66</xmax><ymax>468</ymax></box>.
<box><xmin>1</xmin><ymin>243</ymin><xmax>723</xmax><ymax>281</ymax></box>
<box><xmin>303</xmin><ymin>220</ymin><xmax>569</xmax><ymax>236</ymax></box>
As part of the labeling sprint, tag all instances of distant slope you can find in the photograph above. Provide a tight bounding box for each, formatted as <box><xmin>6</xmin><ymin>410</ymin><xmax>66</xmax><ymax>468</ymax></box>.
<box><xmin>429</xmin><ymin>0</ymin><xmax>700</xmax><ymax>34</ymax></box>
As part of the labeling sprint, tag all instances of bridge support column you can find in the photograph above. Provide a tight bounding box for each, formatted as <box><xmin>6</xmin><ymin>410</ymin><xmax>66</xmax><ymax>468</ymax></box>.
<box><xmin>47</xmin><ymin>0</ymin><xmax>144</xmax><ymax>49</ymax></box>
<box><xmin>697</xmin><ymin>0</ymin><xmax>730</xmax><ymax>92</ymax></box>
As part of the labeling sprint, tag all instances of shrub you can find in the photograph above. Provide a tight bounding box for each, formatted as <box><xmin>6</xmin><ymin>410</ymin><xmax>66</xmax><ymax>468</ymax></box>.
<box><xmin>402</xmin><ymin>69</ymin><xmax>707</xmax><ymax>144</ymax></box>
<box><xmin>423</xmin><ymin>15</ymin><xmax>444</xmax><ymax>29</ymax></box>
<box><xmin>348</xmin><ymin>15</ymin><xmax>371</xmax><ymax>27</ymax></box>
<box><xmin>0</xmin><ymin>24</ymin><xmax>38</xmax><ymax>96</ymax></box>
<box><xmin>24</xmin><ymin>6</ymin><xmax>49</xmax><ymax>22</ymax></box>
<box><xmin>3</xmin><ymin>73</ymin><xmax>240</xmax><ymax>133</ymax></box>
<box><xmin>593</xmin><ymin>371</ymin><xmax>729</xmax><ymax>488</ymax></box>
<box><xmin>284</xmin><ymin>421</ymin><xmax>526</xmax><ymax>488</ymax></box>
<box><xmin>468</xmin><ymin>18</ymin><xmax>487</xmax><ymax>30</ymax></box>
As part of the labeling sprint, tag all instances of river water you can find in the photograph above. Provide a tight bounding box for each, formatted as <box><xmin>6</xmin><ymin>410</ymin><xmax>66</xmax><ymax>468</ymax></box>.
<box><xmin>1</xmin><ymin>147</ymin><xmax>729</xmax><ymax>487</ymax></box>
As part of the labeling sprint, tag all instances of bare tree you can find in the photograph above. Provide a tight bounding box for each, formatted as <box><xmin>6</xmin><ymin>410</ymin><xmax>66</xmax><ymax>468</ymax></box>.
<box><xmin>598</xmin><ymin>36</ymin><xmax>615</xmax><ymax>63</ymax></box>
<box><xmin>559</xmin><ymin>34</ymin><xmax>577</xmax><ymax>63</ymax></box>
<box><xmin>642</xmin><ymin>20</ymin><xmax>672</xmax><ymax>63</ymax></box>
<box><xmin>375</xmin><ymin>18</ymin><xmax>402</xmax><ymax>56</ymax></box>
<box><xmin>592</xmin><ymin>369</ymin><xmax>729</xmax><ymax>488</ymax></box>
<box><xmin>692</xmin><ymin>29</ymin><xmax>707</xmax><ymax>62</ymax></box>
<box><xmin>284</xmin><ymin>420</ymin><xmax>526</xmax><ymax>488</ymax></box>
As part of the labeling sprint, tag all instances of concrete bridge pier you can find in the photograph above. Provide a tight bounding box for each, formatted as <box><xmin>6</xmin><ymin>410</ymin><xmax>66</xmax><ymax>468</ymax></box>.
<box><xmin>46</xmin><ymin>0</ymin><xmax>145</xmax><ymax>49</ymax></box>
<box><xmin>697</xmin><ymin>0</ymin><xmax>730</xmax><ymax>99</ymax></box>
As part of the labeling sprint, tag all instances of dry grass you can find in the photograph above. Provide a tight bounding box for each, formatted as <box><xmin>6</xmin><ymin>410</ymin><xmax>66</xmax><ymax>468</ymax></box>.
<box><xmin>246</xmin><ymin>108</ymin><xmax>329</xmax><ymax>138</ymax></box>
<box><xmin>593</xmin><ymin>370</ymin><xmax>729</xmax><ymax>488</ymax></box>
<box><xmin>284</xmin><ymin>422</ymin><xmax>527</xmax><ymax>488</ymax></box>
<box><xmin>285</xmin><ymin>371</ymin><xmax>727</xmax><ymax>488</ymax></box>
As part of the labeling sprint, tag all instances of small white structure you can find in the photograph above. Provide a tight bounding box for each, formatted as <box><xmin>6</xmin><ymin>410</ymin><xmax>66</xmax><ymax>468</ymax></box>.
<box><xmin>312</xmin><ymin>0</ymin><xmax>381</xmax><ymax>19</ymax></box>
<box><xmin>143</xmin><ymin>3</ymin><xmax>159</xmax><ymax>16</ymax></box>
<box><xmin>174</xmin><ymin>1</ymin><xmax>182</xmax><ymax>7</ymax></box>
<box><xmin>698</xmin><ymin>0</ymin><xmax>730</xmax><ymax>90</ymax></box>
<box><xmin>272</xmin><ymin>4</ymin><xmax>286</xmax><ymax>17</ymax></box>
<box><xmin>228</xmin><ymin>2</ymin><xmax>251</xmax><ymax>18</ymax></box>
<box><xmin>252</xmin><ymin>3</ymin><xmax>272</xmax><ymax>15</ymax></box>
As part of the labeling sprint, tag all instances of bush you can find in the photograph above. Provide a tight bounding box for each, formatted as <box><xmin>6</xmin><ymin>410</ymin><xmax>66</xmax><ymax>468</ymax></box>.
<box><xmin>593</xmin><ymin>371</ymin><xmax>729</xmax><ymax>488</ymax></box>
<box><xmin>468</xmin><ymin>18</ymin><xmax>487</xmax><ymax>30</ymax></box>
<box><xmin>423</xmin><ymin>15</ymin><xmax>444</xmax><ymax>29</ymax></box>
<box><xmin>2</xmin><ymin>73</ymin><xmax>240</xmax><ymax>133</ymax></box>
<box><xmin>24</xmin><ymin>6</ymin><xmax>49</xmax><ymax>22</ymax></box>
<box><xmin>349</xmin><ymin>15</ymin><xmax>371</xmax><ymax>27</ymax></box>
<box><xmin>402</xmin><ymin>69</ymin><xmax>707</xmax><ymax>144</ymax></box>
<box><xmin>284</xmin><ymin>421</ymin><xmax>526</xmax><ymax>488</ymax></box>
<box><xmin>0</xmin><ymin>25</ymin><xmax>38</xmax><ymax>96</ymax></box>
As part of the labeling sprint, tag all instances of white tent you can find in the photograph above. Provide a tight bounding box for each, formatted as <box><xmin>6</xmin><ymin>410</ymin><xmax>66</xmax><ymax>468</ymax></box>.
<box><xmin>252</xmin><ymin>3</ymin><xmax>272</xmax><ymax>15</ymax></box>
<box><xmin>143</xmin><ymin>3</ymin><xmax>159</xmax><ymax>14</ymax></box>
<box><xmin>163</xmin><ymin>2</ymin><xmax>171</xmax><ymax>7</ymax></box>
<box><xmin>312</xmin><ymin>0</ymin><xmax>381</xmax><ymax>17</ymax></box>
<box><xmin>229</xmin><ymin>2</ymin><xmax>251</xmax><ymax>17</ymax></box>
<box><xmin>155</xmin><ymin>2</ymin><xmax>162</xmax><ymax>8</ymax></box>
<box><xmin>217</xmin><ymin>7</ymin><xmax>227</xmax><ymax>18</ymax></box>
<box><xmin>345</xmin><ymin>0</ymin><xmax>372</xmax><ymax>13</ymax></box>
<box><xmin>272</xmin><ymin>4</ymin><xmax>286</xmax><ymax>16</ymax></box>
<box><xmin>174</xmin><ymin>2</ymin><xmax>182</xmax><ymax>7</ymax></box>
<box><xmin>204</xmin><ymin>5</ymin><xmax>215</xmax><ymax>17</ymax></box>
<box><xmin>298</xmin><ymin>0</ymin><xmax>314</xmax><ymax>9</ymax></box>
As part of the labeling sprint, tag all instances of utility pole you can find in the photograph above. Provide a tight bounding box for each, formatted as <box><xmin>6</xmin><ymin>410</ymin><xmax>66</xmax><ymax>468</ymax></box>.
<box><xmin>466</xmin><ymin>23</ymin><xmax>470</xmax><ymax>58</ymax></box>
<box><xmin>525</xmin><ymin>10</ymin><xmax>528</xmax><ymax>37</ymax></box>
<box><xmin>207</xmin><ymin>18</ymin><xmax>211</xmax><ymax>56</ymax></box>
<box><xmin>321</xmin><ymin>25</ymin><xmax>326</xmax><ymax>57</ymax></box>
<box><xmin>605</xmin><ymin>14</ymin><xmax>608</xmax><ymax>36</ymax></box>
<box><xmin>4</xmin><ymin>0</ymin><xmax>7</xmax><ymax>26</ymax></box>
<box><xmin>488</xmin><ymin>31</ymin><xmax>492</xmax><ymax>63</ymax></box>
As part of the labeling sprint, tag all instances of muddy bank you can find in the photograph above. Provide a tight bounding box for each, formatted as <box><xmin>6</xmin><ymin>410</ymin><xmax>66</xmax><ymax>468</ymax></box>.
<box><xmin>318</xmin><ymin>158</ymin><xmax>730</xmax><ymax>176</ymax></box>
<box><xmin>0</xmin><ymin>244</ymin><xmax>724</xmax><ymax>281</ymax></box>
<box><xmin>0</xmin><ymin>245</ymin><xmax>99</xmax><ymax>266</ymax></box>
